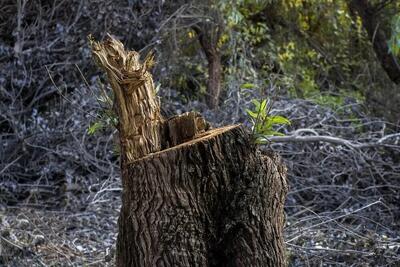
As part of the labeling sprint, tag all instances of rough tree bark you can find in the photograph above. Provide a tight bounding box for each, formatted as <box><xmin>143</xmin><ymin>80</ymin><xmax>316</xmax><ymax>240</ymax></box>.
<box><xmin>89</xmin><ymin>35</ymin><xmax>288</xmax><ymax>267</ymax></box>
<box><xmin>349</xmin><ymin>0</ymin><xmax>400</xmax><ymax>84</ymax></box>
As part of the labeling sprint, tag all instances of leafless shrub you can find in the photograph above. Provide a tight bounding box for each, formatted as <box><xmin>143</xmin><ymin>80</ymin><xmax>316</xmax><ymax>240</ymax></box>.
<box><xmin>268</xmin><ymin>99</ymin><xmax>400</xmax><ymax>266</ymax></box>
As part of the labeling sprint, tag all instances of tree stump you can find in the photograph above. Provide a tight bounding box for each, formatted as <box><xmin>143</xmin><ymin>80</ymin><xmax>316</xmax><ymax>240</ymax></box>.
<box><xmin>89</xmin><ymin>35</ymin><xmax>288</xmax><ymax>267</ymax></box>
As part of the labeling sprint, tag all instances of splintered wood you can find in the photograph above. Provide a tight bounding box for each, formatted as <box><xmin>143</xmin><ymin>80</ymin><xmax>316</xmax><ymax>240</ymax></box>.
<box><xmin>89</xmin><ymin>34</ymin><xmax>163</xmax><ymax>162</ymax></box>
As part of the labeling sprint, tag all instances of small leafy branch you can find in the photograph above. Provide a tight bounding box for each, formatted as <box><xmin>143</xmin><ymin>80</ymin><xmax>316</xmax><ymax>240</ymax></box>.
<box><xmin>87</xmin><ymin>109</ymin><xmax>118</xmax><ymax>135</ymax></box>
<box><xmin>246</xmin><ymin>98</ymin><xmax>290</xmax><ymax>144</ymax></box>
<box><xmin>87</xmin><ymin>81</ymin><xmax>118</xmax><ymax>135</ymax></box>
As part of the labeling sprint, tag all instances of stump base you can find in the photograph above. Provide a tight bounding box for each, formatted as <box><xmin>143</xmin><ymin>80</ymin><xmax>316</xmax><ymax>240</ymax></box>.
<box><xmin>117</xmin><ymin>123</ymin><xmax>288</xmax><ymax>267</ymax></box>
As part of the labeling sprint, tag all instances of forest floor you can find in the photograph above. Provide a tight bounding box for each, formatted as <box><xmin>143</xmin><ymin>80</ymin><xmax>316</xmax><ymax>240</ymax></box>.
<box><xmin>1</xmin><ymin>89</ymin><xmax>400</xmax><ymax>266</ymax></box>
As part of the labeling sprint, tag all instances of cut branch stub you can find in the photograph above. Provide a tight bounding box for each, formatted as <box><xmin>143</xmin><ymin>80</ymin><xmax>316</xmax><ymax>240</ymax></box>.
<box><xmin>89</xmin><ymin>34</ymin><xmax>163</xmax><ymax>162</ymax></box>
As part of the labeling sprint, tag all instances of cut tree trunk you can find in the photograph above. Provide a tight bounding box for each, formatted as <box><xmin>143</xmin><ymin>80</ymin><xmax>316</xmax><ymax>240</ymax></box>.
<box><xmin>89</xmin><ymin>35</ymin><xmax>288</xmax><ymax>267</ymax></box>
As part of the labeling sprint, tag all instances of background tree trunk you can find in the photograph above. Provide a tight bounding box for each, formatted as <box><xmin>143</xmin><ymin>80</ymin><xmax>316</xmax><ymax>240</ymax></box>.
<box><xmin>90</xmin><ymin>35</ymin><xmax>288</xmax><ymax>267</ymax></box>
<box><xmin>206</xmin><ymin>52</ymin><xmax>222</xmax><ymax>110</ymax></box>
<box><xmin>349</xmin><ymin>0</ymin><xmax>400</xmax><ymax>84</ymax></box>
<box><xmin>193</xmin><ymin>22</ymin><xmax>223</xmax><ymax>110</ymax></box>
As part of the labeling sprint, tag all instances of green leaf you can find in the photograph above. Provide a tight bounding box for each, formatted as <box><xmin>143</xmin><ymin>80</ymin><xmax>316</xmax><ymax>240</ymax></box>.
<box><xmin>155</xmin><ymin>83</ymin><xmax>161</xmax><ymax>93</ymax></box>
<box><xmin>251</xmin><ymin>99</ymin><xmax>261</xmax><ymax>111</ymax></box>
<box><xmin>269</xmin><ymin>115</ymin><xmax>291</xmax><ymax>125</ymax></box>
<box><xmin>261</xmin><ymin>119</ymin><xmax>273</xmax><ymax>132</ymax></box>
<box><xmin>111</xmin><ymin>116</ymin><xmax>118</xmax><ymax>126</ymax></box>
<box><xmin>246</xmin><ymin>109</ymin><xmax>259</xmax><ymax>119</ymax></box>
<box><xmin>87</xmin><ymin>121</ymin><xmax>103</xmax><ymax>135</ymax></box>
<box><xmin>240</xmin><ymin>83</ymin><xmax>256</xmax><ymax>89</ymax></box>
<box><xmin>259</xmin><ymin>99</ymin><xmax>267</xmax><ymax>113</ymax></box>
<box><xmin>264</xmin><ymin>130</ymin><xmax>286</xmax><ymax>136</ymax></box>
<box><xmin>255</xmin><ymin>137</ymin><xmax>269</xmax><ymax>144</ymax></box>
<box><xmin>255</xmin><ymin>122</ymin><xmax>264</xmax><ymax>133</ymax></box>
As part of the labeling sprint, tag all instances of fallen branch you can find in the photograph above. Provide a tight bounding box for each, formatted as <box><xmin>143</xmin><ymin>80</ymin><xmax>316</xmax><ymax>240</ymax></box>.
<box><xmin>266</xmin><ymin>128</ymin><xmax>400</xmax><ymax>149</ymax></box>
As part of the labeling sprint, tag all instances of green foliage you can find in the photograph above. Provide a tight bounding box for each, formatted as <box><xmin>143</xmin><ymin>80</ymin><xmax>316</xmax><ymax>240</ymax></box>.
<box><xmin>389</xmin><ymin>14</ymin><xmax>400</xmax><ymax>56</ymax></box>
<box><xmin>289</xmin><ymin>74</ymin><xmax>365</xmax><ymax>110</ymax></box>
<box><xmin>240</xmin><ymin>83</ymin><xmax>256</xmax><ymax>89</ymax></box>
<box><xmin>312</xmin><ymin>90</ymin><xmax>364</xmax><ymax>110</ymax></box>
<box><xmin>218</xmin><ymin>0</ymin><xmax>374</xmax><ymax>110</ymax></box>
<box><xmin>87</xmin><ymin>110</ymin><xmax>117</xmax><ymax>136</ymax></box>
<box><xmin>87</xmin><ymin>85</ymin><xmax>118</xmax><ymax>136</ymax></box>
<box><xmin>246</xmin><ymin>98</ymin><xmax>290</xmax><ymax>144</ymax></box>
<box><xmin>289</xmin><ymin>69</ymin><xmax>365</xmax><ymax>110</ymax></box>
<box><xmin>159</xmin><ymin>0</ymin><xmax>399</xmax><ymax>120</ymax></box>
<box><xmin>88</xmin><ymin>121</ymin><xmax>104</xmax><ymax>135</ymax></box>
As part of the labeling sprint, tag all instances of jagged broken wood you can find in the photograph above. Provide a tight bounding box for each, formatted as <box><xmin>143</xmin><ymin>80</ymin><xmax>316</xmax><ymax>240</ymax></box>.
<box><xmin>89</xmin><ymin>35</ymin><xmax>288</xmax><ymax>267</ymax></box>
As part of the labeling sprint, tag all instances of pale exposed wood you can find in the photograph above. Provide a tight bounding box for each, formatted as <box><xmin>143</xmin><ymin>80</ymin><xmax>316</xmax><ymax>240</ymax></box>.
<box><xmin>89</xmin><ymin>34</ymin><xmax>163</xmax><ymax>162</ymax></box>
<box><xmin>161</xmin><ymin>112</ymin><xmax>211</xmax><ymax>147</ymax></box>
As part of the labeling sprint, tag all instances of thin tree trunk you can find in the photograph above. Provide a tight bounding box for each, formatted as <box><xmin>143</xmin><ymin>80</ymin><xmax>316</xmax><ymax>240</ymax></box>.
<box><xmin>89</xmin><ymin>35</ymin><xmax>288</xmax><ymax>267</ymax></box>
<box><xmin>193</xmin><ymin>25</ymin><xmax>222</xmax><ymax>109</ymax></box>
<box><xmin>206</xmin><ymin>53</ymin><xmax>222</xmax><ymax>109</ymax></box>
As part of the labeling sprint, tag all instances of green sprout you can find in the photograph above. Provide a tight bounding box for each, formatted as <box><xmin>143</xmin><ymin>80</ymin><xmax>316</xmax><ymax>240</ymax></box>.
<box><xmin>246</xmin><ymin>98</ymin><xmax>290</xmax><ymax>144</ymax></box>
<box><xmin>87</xmin><ymin>81</ymin><xmax>118</xmax><ymax>136</ymax></box>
